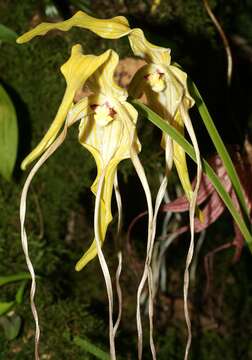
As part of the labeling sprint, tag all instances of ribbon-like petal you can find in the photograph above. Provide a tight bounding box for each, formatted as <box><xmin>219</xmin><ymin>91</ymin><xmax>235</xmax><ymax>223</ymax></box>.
<box><xmin>21</xmin><ymin>45</ymin><xmax>111</xmax><ymax>169</ymax></box>
<box><xmin>129</xmin><ymin>28</ymin><xmax>171</xmax><ymax>65</ymax></box>
<box><xmin>17</xmin><ymin>10</ymin><xmax>131</xmax><ymax>44</ymax></box>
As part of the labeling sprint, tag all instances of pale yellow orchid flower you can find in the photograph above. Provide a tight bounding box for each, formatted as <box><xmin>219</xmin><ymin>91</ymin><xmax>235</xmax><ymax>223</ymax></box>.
<box><xmin>18</xmin><ymin>26</ymin><xmax>155</xmax><ymax>356</ymax></box>
<box><xmin>19</xmin><ymin>39</ymin><xmax>143</xmax><ymax>270</ymax></box>
<box><xmin>128</xmin><ymin>29</ymin><xmax>198</xmax><ymax>204</ymax></box>
<box><xmin>17</xmin><ymin>12</ymin><xmax>196</xmax><ymax>205</ymax></box>
<box><xmin>17</xmin><ymin>12</ymin><xmax>201</xmax><ymax>360</ymax></box>
<box><xmin>74</xmin><ymin>50</ymin><xmax>143</xmax><ymax>271</ymax></box>
<box><xmin>127</xmin><ymin>29</ymin><xmax>202</xmax><ymax>360</ymax></box>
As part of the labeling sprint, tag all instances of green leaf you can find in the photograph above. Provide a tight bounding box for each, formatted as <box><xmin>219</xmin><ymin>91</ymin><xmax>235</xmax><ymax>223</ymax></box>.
<box><xmin>15</xmin><ymin>280</ymin><xmax>28</xmax><ymax>304</ymax></box>
<box><xmin>131</xmin><ymin>100</ymin><xmax>252</xmax><ymax>253</ymax></box>
<box><xmin>0</xmin><ymin>84</ymin><xmax>18</xmax><ymax>181</ymax></box>
<box><xmin>0</xmin><ymin>301</ymin><xmax>15</xmax><ymax>316</ymax></box>
<box><xmin>0</xmin><ymin>314</ymin><xmax>22</xmax><ymax>340</ymax></box>
<box><xmin>188</xmin><ymin>80</ymin><xmax>250</xmax><ymax>228</ymax></box>
<box><xmin>0</xmin><ymin>272</ymin><xmax>31</xmax><ymax>287</ymax></box>
<box><xmin>73</xmin><ymin>336</ymin><xmax>110</xmax><ymax>360</ymax></box>
<box><xmin>0</xmin><ymin>24</ymin><xmax>17</xmax><ymax>43</ymax></box>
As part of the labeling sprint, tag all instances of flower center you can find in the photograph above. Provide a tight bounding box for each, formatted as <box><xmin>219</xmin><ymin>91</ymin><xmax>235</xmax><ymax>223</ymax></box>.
<box><xmin>146</xmin><ymin>71</ymin><xmax>166</xmax><ymax>92</ymax></box>
<box><xmin>92</xmin><ymin>103</ymin><xmax>117</xmax><ymax>126</ymax></box>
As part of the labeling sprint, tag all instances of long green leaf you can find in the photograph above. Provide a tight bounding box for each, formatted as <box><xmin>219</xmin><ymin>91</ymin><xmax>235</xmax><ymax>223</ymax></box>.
<box><xmin>189</xmin><ymin>80</ymin><xmax>250</xmax><ymax>227</ymax></box>
<box><xmin>0</xmin><ymin>84</ymin><xmax>18</xmax><ymax>181</ymax></box>
<box><xmin>0</xmin><ymin>272</ymin><xmax>31</xmax><ymax>287</ymax></box>
<box><xmin>0</xmin><ymin>24</ymin><xmax>17</xmax><ymax>43</ymax></box>
<box><xmin>131</xmin><ymin>100</ymin><xmax>252</xmax><ymax>252</ymax></box>
<box><xmin>73</xmin><ymin>336</ymin><xmax>110</xmax><ymax>360</ymax></box>
<box><xmin>15</xmin><ymin>280</ymin><xmax>28</xmax><ymax>304</ymax></box>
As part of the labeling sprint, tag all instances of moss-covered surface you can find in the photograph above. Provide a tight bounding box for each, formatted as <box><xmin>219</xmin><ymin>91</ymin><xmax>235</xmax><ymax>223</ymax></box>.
<box><xmin>1</xmin><ymin>0</ymin><xmax>252</xmax><ymax>359</ymax></box>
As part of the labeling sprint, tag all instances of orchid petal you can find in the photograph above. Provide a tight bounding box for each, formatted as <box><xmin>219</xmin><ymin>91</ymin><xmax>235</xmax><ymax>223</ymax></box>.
<box><xmin>93</xmin><ymin>167</ymin><xmax>116</xmax><ymax>359</ymax></box>
<box><xmin>114</xmin><ymin>171</ymin><xmax>122</xmax><ymax>234</ymax></box>
<box><xmin>76</xmin><ymin>77</ymin><xmax>140</xmax><ymax>270</ymax></box>
<box><xmin>20</xmin><ymin>111</ymin><xmax>79</xmax><ymax>359</ymax></box>
<box><xmin>21</xmin><ymin>45</ymin><xmax>111</xmax><ymax>170</ymax></box>
<box><xmin>88</xmin><ymin>51</ymin><xmax>127</xmax><ymax>101</ymax></box>
<box><xmin>17</xmin><ymin>11</ymin><xmax>130</xmax><ymax>44</ymax></box>
<box><xmin>75</xmin><ymin>161</ymin><xmax>118</xmax><ymax>270</ymax></box>
<box><xmin>172</xmin><ymin>111</ymin><xmax>193</xmax><ymax>203</ymax></box>
<box><xmin>129</xmin><ymin>28</ymin><xmax>171</xmax><ymax>65</ymax></box>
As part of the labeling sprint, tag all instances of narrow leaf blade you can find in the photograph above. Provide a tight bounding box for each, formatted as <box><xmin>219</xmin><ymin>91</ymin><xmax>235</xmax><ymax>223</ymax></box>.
<box><xmin>189</xmin><ymin>80</ymin><xmax>250</xmax><ymax>226</ymax></box>
<box><xmin>0</xmin><ymin>301</ymin><xmax>15</xmax><ymax>316</ymax></box>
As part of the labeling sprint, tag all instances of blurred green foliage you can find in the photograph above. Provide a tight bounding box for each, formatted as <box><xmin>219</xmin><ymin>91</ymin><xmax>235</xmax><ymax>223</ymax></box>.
<box><xmin>0</xmin><ymin>84</ymin><xmax>18</xmax><ymax>181</ymax></box>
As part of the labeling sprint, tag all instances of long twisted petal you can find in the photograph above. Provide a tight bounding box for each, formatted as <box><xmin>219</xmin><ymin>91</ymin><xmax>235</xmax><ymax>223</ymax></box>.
<box><xmin>21</xmin><ymin>45</ymin><xmax>110</xmax><ymax>169</ymax></box>
<box><xmin>17</xmin><ymin>10</ymin><xmax>131</xmax><ymax>43</ymax></box>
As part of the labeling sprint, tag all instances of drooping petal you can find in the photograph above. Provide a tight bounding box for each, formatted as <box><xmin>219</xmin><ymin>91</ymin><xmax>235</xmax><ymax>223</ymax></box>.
<box><xmin>75</xmin><ymin>93</ymin><xmax>140</xmax><ymax>270</ymax></box>
<box><xmin>17</xmin><ymin>10</ymin><xmax>131</xmax><ymax>44</ymax></box>
<box><xmin>170</xmin><ymin>112</ymin><xmax>193</xmax><ymax>203</ymax></box>
<box><xmin>75</xmin><ymin>160</ymin><xmax>118</xmax><ymax>270</ymax></box>
<box><xmin>179</xmin><ymin>102</ymin><xmax>202</xmax><ymax>360</ymax></box>
<box><xmin>167</xmin><ymin>65</ymin><xmax>194</xmax><ymax>109</ymax></box>
<box><xmin>93</xmin><ymin>167</ymin><xmax>116</xmax><ymax>360</ymax></box>
<box><xmin>115</xmin><ymin>102</ymin><xmax>157</xmax><ymax>359</ymax></box>
<box><xmin>21</xmin><ymin>45</ymin><xmax>111</xmax><ymax>170</ymax></box>
<box><xmin>20</xmin><ymin>110</ymin><xmax>81</xmax><ymax>360</ymax></box>
<box><xmin>129</xmin><ymin>28</ymin><xmax>171</xmax><ymax>65</ymax></box>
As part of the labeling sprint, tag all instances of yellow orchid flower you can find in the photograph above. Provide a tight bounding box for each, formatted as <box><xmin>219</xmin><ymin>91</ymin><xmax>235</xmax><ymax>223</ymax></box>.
<box><xmin>127</xmin><ymin>29</ymin><xmax>202</xmax><ymax>360</ymax></box>
<box><xmin>20</xmin><ymin>41</ymin><xmax>143</xmax><ymax>270</ymax></box>
<box><xmin>17</xmin><ymin>12</ymin><xmax>197</xmax><ymax>206</ymax></box>
<box><xmin>17</xmin><ymin>11</ymin><xmax>202</xmax><ymax>360</ymax></box>
<box><xmin>127</xmin><ymin>28</ymin><xmax>198</xmax><ymax>204</ymax></box>
<box><xmin>75</xmin><ymin>50</ymin><xmax>142</xmax><ymax>271</ymax></box>
<box><xmin>19</xmin><ymin>37</ymin><xmax>155</xmax><ymax>358</ymax></box>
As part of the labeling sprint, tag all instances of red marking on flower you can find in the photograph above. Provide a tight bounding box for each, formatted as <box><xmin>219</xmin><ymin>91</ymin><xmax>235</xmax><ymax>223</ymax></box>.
<box><xmin>91</xmin><ymin>103</ymin><xmax>117</xmax><ymax>118</ymax></box>
<box><xmin>109</xmin><ymin>107</ymin><xmax>117</xmax><ymax>117</ymax></box>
